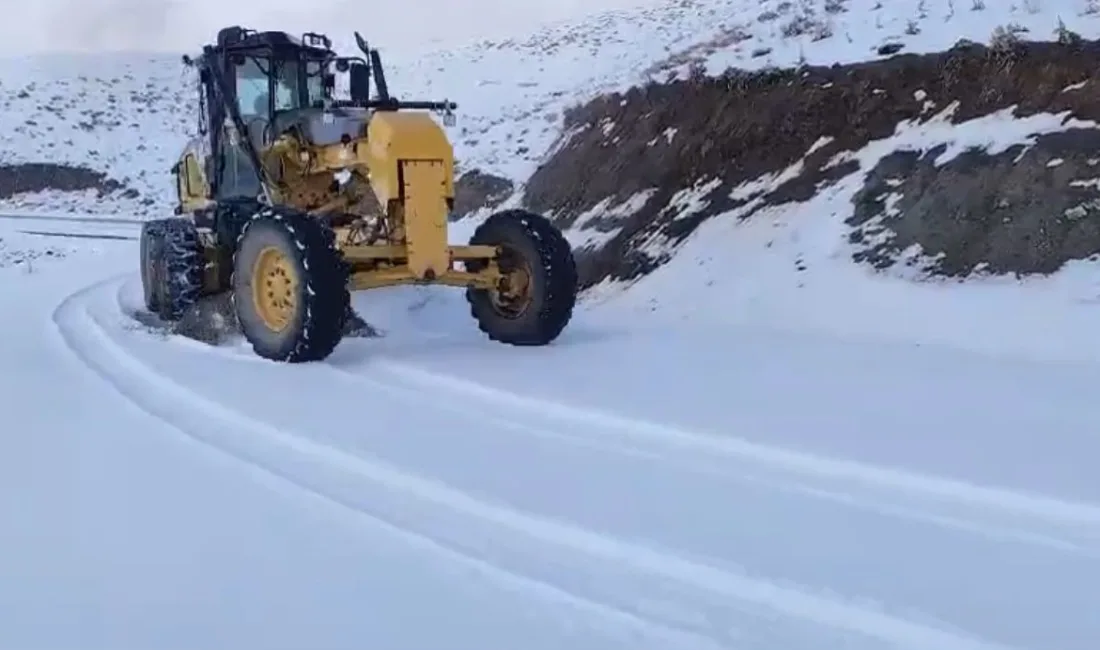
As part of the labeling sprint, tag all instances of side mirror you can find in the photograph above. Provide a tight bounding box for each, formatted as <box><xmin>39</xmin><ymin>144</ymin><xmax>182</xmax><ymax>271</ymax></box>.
<box><xmin>348</xmin><ymin>63</ymin><xmax>370</xmax><ymax>102</ymax></box>
<box><xmin>354</xmin><ymin>31</ymin><xmax>370</xmax><ymax>57</ymax></box>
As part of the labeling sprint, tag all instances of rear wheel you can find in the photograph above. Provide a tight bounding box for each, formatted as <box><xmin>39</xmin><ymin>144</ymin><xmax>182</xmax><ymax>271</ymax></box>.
<box><xmin>139</xmin><ymin>220</ymin><xmax>165</xmax><ymax>313</ymax></box>
<box><xmin>465</xmin><ymin>209</ymin><xmax>577</xmax><ymax>345</ymax></box>
<box><xmin>140</xmin><ymin>218</ymin><xmax>202</xmax><ymax>321</ymax></box>
<box><xmin>231</xmin><ymin>206</ymin><xmax>350</xmax><ymax>362</ymax></box>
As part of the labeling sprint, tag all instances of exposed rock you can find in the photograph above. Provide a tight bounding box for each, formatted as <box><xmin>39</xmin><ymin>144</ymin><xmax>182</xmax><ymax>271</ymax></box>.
<box><xmin>850</xmin><ymin>129</ymin><xmax>1100</xmax><ymax>277</ymax></box>
<box><xmin>452</xmin><ymin>169</ymin><xmax>514</xmax><ymax>220</ymax></box>
<box><xmin>525</xmin><ymin>38</ymin><xmax>1100</xmax><ymax>286</ymax></box>
<box><xmin>0</xmin><ymin>163</ymin><xmax>133</xmax><ymax>200</ymax></box>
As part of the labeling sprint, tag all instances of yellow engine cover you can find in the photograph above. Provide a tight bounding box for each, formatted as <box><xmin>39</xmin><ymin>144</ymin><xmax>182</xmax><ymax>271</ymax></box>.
<box><xmin>365</xmin><ymin>112</ymin><xmax>455</xmax><ymax>206</ymax></box>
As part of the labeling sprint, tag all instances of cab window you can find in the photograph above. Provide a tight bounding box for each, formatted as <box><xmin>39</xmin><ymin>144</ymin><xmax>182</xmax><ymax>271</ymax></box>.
<box><xmin>271</xmin><ymin>59</ymin><xmax>326</xmax><ymax>111</ymax></box>
<box><xmin>305</xmin><ymin>61</ymin><xmax>324</xmax><ymax>107</ymax></box>
<box><xmin>273</xmin><ymin>59</ymin><xmax>301</xmax><ymax>111</ymax></box>
<box><xmin>236</xmin><ymin>58</ymin><xmax>269</xmax><ymax>117</ymax></box>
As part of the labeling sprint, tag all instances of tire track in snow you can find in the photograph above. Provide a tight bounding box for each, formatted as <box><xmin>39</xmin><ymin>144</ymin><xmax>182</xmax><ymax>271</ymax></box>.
<box><xmin>162</xmin><ymin>290</ymin><xmax>1098</xmax><ymax>556</ymax></box>
<box><xmin>321</xmin><ymin>361</ymin><xmax>1100</xmax><ymax>558</ymax></box>
<box><xmin>56</xmin><ymin>276</ymin><xmax>1020</xmax><ymax>650</ymax></box>
<box><xmin>0</xmin><ymin>213</ymin><xmax>144</xmax><ymax>225</ymax></box>
<box><xmin>363</xmin><ymin>359</ymin><xmax>1100</xmax><ymax>537</ymax></box>
<box><xmin>52</xmin><ymin>275</ymin><xmax>726</xmax><ymax>650</ymax></box>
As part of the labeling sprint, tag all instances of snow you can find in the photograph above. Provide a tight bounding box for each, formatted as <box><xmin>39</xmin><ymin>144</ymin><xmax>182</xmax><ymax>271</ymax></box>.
<box><xmin>3</xmin><ymin>0</ymin><xmax>1100</xmax><ymax>648</ymax></box>
<box><xmin>1</xmin><ymin>0</ymin><xmax>675</xmax><ymax>57</ymax></box>
<box><xmin>592</xmin><ymin>105</ymin><xmax>1100</xmax><ymax>364</ymax></box>
<box><xmin>566</xmin><ymin>189</ymin><xmax>658</xmax><ymax>251</ymax></box>
<box><xmin>3</xmin><ymin>232</ymin><xmax>1099</xmax><ymax>649</ymax></box>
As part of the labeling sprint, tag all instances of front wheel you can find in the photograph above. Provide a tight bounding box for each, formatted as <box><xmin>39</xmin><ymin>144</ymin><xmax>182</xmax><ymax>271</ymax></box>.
<box><xmin>465</xmin><ymin>209</ymin><xmax>577</xmax><ymax>345</ymax></box>
<box><xmin>231</xmin><ymin>206</ymin><xmax>350</xmax><ymax>362</ymax></box>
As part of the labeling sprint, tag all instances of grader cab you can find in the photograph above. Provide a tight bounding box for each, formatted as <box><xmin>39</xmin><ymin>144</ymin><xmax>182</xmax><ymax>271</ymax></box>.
<box><xmin>140</xmin><ymin>26</ymin><xmax>577</xmax><ymax>362</ymax></box>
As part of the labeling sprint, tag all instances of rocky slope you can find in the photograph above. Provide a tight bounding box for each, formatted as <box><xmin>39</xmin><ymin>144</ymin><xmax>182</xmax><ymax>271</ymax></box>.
<box><xmin>522</xmin><ymin>32</ymin><xmax>1100</xmax><ymax>287</ymax></box>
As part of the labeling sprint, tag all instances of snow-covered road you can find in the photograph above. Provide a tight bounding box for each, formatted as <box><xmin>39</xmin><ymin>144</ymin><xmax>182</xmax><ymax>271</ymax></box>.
<box><xmin>2</xmin><ymin>221</ymin><xmax>1098</xmax><ymax>650</ymax></box>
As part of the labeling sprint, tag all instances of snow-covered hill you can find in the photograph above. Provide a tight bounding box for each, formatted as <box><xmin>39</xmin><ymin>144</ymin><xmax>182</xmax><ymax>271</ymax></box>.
<box><xmin>0</xmin><ymin>54</ymin><xmax>191</xmax><ymax>214</ymax></box>
<box><xmin>5</xmin><ymin>0</ymin><xmax>1099</xmax><ymax>213</ymax></box>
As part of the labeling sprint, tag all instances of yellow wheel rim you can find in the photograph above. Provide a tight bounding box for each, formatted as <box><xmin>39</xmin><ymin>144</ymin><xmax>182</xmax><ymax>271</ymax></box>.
<box><xmin>491</xmin><ymin>249</ymin><xmax>534</xmax><ymax>318</ymax></box>
<box><xmin>251</xmin><ymin>246</ymin><xmax>299</xmax><ymax>332</ymax></box>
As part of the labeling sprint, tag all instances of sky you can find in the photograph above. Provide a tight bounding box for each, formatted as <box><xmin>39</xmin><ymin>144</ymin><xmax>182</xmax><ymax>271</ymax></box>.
<box><xmin>0</xmin><ymin>0</ymin><xmax>666</xmax><ymax>56</ymax></box>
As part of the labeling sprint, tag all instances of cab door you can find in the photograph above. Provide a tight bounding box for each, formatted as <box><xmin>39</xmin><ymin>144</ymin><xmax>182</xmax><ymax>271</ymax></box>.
<box><xmin>173</xmin><ymin>140</ymin><xmax>211</xmax><ymax>213</ymax></box>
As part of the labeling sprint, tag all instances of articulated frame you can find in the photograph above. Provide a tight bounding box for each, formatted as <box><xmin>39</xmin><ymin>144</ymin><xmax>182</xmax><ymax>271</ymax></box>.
<box><xmin>337</xmin><ymin>239</ymin><xmax>502</xmax><ymax>291</ymax></box>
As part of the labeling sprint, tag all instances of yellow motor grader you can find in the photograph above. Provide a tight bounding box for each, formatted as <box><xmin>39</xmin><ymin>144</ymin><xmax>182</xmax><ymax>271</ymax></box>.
<box><xmin>140</xmin><ymin>27</ymin><xmax>577</xmax><ymax>362</ymax></box>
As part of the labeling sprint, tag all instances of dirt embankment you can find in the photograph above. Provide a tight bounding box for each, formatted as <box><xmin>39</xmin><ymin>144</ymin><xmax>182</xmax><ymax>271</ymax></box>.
<box><xmin>452</xmin><ymin>168</ymin><xmax>514</xmax><ymax>220</ymax></box>
<box><xmin>524</xmin><ymin>34</ymin><xmax>1100</xmax><ymax>287</ymax></box>
<box><xmin>0</xmin><ymin>163</ymin><xmax>137</xmax><ymax>202</ymax></box>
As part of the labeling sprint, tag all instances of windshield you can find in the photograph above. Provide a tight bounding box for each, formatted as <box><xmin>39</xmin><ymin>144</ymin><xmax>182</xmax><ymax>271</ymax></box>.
<box><xmin>234</xmin><ymin>55</ymin><xmax>328</xmax><ymax>117</ymax></box>
<box><xmin>273</xmin><ymin>58</ymin><xmax>326</xmax><ymax>111</ymax></box>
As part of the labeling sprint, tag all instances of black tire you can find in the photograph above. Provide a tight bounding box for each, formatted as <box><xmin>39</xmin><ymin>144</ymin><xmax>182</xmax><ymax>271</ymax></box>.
<box><xmin>141</xmin><ymin>218</ymin><xmax>203</xmax><ymax>321</ymax></box>
<box><xmin>465</xmin><ymin>209</ymin><xmax>577</xmax><ymax>345</ymax></box>
<box><xmin>139</xmin><ymin>220</ymin><xmax>165</xmax><ymax>313</ymax></box>
<box><xmin>231</xmin><ymin>206</ymin><xmax>350</xmax><ymax>362</ymax></box>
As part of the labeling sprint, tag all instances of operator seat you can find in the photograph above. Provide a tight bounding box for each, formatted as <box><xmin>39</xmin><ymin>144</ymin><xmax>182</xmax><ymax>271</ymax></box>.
<box><xmin>245</xmin><ymin>93</ymin><xmax>272</xmax><ymax>150</ymax></box>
